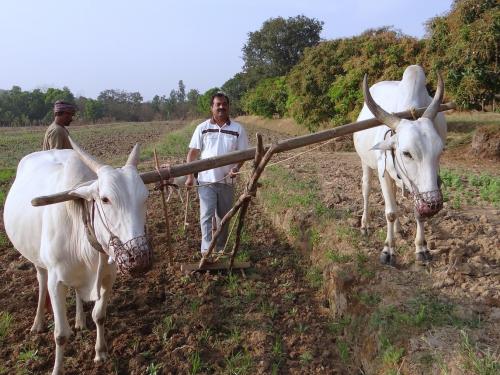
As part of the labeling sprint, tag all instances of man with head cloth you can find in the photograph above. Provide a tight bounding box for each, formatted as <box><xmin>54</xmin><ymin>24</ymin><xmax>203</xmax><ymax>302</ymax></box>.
<box><xmin>42</xmin><ymin>100</ymin><xmax>77</xmax><ymax>150</ymax></box>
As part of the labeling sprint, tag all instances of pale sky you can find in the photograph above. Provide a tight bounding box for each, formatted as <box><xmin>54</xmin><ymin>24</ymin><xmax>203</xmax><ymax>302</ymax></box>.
<box><xmin>0</xmin><ymin>0</ymin><xmax>453</xmax><ymax>100</ymax></box>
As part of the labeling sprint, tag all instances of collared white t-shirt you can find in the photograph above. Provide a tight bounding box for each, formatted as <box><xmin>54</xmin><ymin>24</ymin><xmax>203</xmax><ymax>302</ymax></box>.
<box><xmin>189</xmin><ymin>119</ymin><xmax>249</xmax><ymax>183</ymax></box>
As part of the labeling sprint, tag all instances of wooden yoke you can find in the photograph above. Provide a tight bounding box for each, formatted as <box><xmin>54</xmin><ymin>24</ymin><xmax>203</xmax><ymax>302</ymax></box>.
<box><xmin>31</xmin><ymin>103</ymin><xmax>456</xmax><ymax>207</ymax></box>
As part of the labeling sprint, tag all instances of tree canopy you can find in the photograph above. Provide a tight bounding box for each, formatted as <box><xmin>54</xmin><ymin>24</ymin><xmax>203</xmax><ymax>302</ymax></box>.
<box><xmin>423</xmin><ymin>0</ymin><xmax>499</xmax><ymax>109</ymax></box>
<box><xmin>242</xmin><ymin>15</ymin><xmax>323</xmax><ymax>86</ymax></box>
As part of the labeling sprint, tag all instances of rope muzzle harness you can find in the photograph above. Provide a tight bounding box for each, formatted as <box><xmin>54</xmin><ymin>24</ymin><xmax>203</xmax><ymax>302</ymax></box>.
<box><xmin>82</xmin><ymin>198</ymin><xmax>153</xmax><ymax>275</ymax></box>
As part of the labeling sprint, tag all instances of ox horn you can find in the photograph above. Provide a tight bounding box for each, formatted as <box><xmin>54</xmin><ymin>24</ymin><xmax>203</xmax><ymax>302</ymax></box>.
<box><xmin>69</xmin><ymin>137</ymin><xmax>105</xmax><ymax>173</ymax></box>
<box><xmin>363</xmin><ymin>74</ymin><xmax>401</xmax><ymax>130</ymax></box>
<box><xmin>125</xmin><ymin>143</ymin><xmax>141</xmax><ymax>167</ymax></box>
<box><xmin>422</xmin><ymin>71</ymin><xmax>444</xmax><ymax>120</ymax></box>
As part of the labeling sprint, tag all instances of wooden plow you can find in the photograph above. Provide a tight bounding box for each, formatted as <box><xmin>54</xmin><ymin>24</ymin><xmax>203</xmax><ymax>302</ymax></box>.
<box><xmin>31</xmin><ymin>103</ymin><xmax>456</xmax><ymax>272</ymax></box>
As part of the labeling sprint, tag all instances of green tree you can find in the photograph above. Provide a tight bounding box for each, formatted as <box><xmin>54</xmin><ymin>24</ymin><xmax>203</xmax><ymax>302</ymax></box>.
<box><xmin>197</xmin><ymin>87</ymin><xmax>220</xmax><ymax>116</ymax></box>
<box><xmin>242</xmin><ymin>15</ymin><xmax>323</xmax><ymax>86</ymax></box>
<box><xmin>177</xmin><ymin>80</ymin><xmax>186</xmax><ymax>102</ymax></box>
<box><xmin>221</xmin><ymin>72</ymin><xmax>250</xmax><ymax>115</ymax></box>
<box><xmin>287</xmin><ymin>27</ymin><xmax>423</xmax><ymax>130</ymax></box>
<box><xmin>151</xmin><ymin>95</ymin><xmax>162</xmax><ymax>113</ymax></box>
<box><xmin>27</xmin><ymin>89</ymin><xmax>47</xmax><ymax>124</ymax></box>
<box><xmin>186</xmin><ymin>89</ymin><xmax>201</xmax><ymax>116</ymax></box>
<box><xmin>44</xmin><ymin>87</ymin><xmax>75</xmax><ymax>106</ymax></box>
<box><xmin>83</xmin><ymin>98</ymin><xmax>105</xmax><ymax>123</ymax></box>
<box><xmin>423</xmin><ymin>0</ymin><xmax>499</xmax><ymax>109</ymax></box>
<box><xmin>242</xmin><ymin>77</ymin><xmax>288</xmax><ymax>118</ymax></box>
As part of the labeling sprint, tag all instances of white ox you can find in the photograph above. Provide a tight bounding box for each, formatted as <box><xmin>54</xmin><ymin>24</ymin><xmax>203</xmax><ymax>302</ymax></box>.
<box><xmin>3</xmin><ymin>139</ymin><xmax>151</xmax><ymax>374</ymax></box>
<box><xmin>354</xmin><ymin>65</ymin><xmax>446</xmax><ymax>265</ymax></box>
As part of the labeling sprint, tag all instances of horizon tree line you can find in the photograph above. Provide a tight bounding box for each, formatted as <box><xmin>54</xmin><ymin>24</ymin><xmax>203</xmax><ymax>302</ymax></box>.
<box><xmin>1</xmin><ymin>1</ymin><xmax>497</xmax><ymax>128</ymax></box>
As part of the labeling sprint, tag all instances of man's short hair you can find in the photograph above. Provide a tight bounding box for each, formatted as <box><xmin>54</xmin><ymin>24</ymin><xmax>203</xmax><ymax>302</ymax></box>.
<box><xmin>210</xmin><ymin>92</ymin><xmax>230</xmax><ymax>106</ymax></box>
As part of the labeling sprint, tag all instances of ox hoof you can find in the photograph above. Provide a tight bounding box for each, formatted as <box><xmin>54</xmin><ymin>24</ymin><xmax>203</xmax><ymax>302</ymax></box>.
<box><xmin>415</xmin><ymin>251</ymin><xmax>432</xmax><ymax>263</ymax></box>
<box><xmin>94</xmin><ymin>352</ymin><xmax>108</xmax><ymax>363</ymax></box>
<box><xmin>30</xmin><ymin>322</ymin><xmax>46</xmax><ymax>333</ymax></box>
<box><xmin>379</xmin><ymin>252</ymin><xmax>396</xmax><ymax>266</ymax></box>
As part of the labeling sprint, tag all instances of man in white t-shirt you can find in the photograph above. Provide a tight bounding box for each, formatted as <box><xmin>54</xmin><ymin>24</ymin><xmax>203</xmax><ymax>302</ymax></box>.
<box><xmin>186</xmin><ymin>92</ymin><xmax>249</xmax><ymax>255</ymax></box>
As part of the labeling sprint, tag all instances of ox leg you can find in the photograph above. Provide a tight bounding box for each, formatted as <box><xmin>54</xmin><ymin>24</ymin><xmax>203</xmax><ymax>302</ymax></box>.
<box><xmin>360</xmin><ymin>164</ymin><xmax>372</xmax><ymax>235</ymax></box>
<box><xmin>414</xmin><ymin>216</ymin><xmax>432</xmax><ymax>262</ymax></box>
<box><xmin>379</xmin><ymin>174</ymin><xmax>398</xmax><ymax>266</ymax></box>
<box><xmin>48</xmin><ymin>273</ymin><xmax>72</xmax><ymax>375</ymax></box>
<box><xmin>75</xmin><ymin>290</ymin><xmax>87</xmax><ymax>330</ymax></box>
<box><xmin>31</xmin><ymin>266</ymin><xmax>48</xmax><ymax>333</ymax></box>
<box><xmin>391</xmin><ymin>180</ymin><xmax>403</xmax><ymax>236</ymax></box>
<box><xmin>92</xmin><ymin>275</ymin><xmax>114</xmax><ymax>362</ymax></box>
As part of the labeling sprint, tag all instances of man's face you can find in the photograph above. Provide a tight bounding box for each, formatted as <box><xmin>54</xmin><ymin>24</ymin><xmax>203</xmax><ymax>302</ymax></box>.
<box><xmin>211</xmin><ymin>97</ymin><xmax>229</xmax><ymax>120</ymax></box>
<box><xmin>58</xmin><ymin>111</ymin><xmax>75</xmax><ymax>126</ymax></box>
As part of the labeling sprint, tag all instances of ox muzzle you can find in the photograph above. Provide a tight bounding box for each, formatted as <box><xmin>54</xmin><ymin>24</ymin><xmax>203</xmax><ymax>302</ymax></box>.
<box><xmin>109</xmin><ymin>235</ymin><xmax>153</xmax><ymax>275</ymax></box>
<box><xmin>412</xmin><ymin>189</ymin><xmax>443</xmax><ymax>218</ymax></box>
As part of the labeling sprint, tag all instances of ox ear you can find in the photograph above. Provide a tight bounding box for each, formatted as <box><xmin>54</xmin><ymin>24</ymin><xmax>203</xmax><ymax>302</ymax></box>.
<box><xmin>371</xmin><ymin>138</ymin><xmax>394</xmax><ymax>151</ymax></box>
<box><xmin>69</xmin><ymin>181</ymin><xmax>97</xmax><ymax>201</ymax></box>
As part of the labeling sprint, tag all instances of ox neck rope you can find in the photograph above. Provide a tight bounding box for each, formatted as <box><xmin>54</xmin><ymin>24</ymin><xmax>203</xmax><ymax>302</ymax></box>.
<box><xmin>82</xmin><ymin>200</ymin><xmax>106</xmax><ymax>254</ymax></box>
<box><xmin>382</xmin><ymin>129</ymin><xmax>419</xmax><ymax>199</ymax></box>
<box><xmin>82</xmin><ymin>199</ymin><xmax>119</xmax><ymax>257</ymax></box>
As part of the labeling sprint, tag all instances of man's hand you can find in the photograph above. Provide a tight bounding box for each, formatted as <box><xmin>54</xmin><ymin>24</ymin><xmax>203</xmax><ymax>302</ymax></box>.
<box><xmin>185</xmin><ymin>174</ymin><xmax>195</xmax><ymax>188</ymax></box>
<box><xmin>229</xmin><ymin>167</ymin><xmax>239</xmax><ymax>179</ymax></box>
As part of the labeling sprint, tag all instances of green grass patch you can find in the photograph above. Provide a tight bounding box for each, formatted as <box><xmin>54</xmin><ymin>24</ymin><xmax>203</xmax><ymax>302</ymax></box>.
<box><xmin>0</xmin><ymin>168</ymin><xmax>15</xmax><ymax>183</ymax></box>
<box><xmin>260</xmin><ymin>165</ymin><xmax>327</xmax><ymax>216</ymax></box>
<box><xmin>327</xmin><ymin>315</ymin><xmax>351</xmax><ymax>335</ymax></box>
<box><xmin>0</xmin><ymin>311</ymin><xmax>13</xmax><ymax>343</ymax></box>
<box><xmin>188</xmin><ymin>351</ymin><xmax>203</xmax><ymax>375</ymax></box>
<box><xmin>146</xmin><ymin>362</ymin><xmax>163</xmax><ymax>375</ymax></box>
<box><xmin>260</xmin><ymin>301</ymin><xmax>278</xmax><ymax>320</ymax></box>
<box><xmin>337</xmin><ymin>340</ymin><xmax>350</xmax><ymax>363</ymax></box>
<box><xmin>440</xmin><ymin>169</ymin><xmax>500</xmax><ymax>207</ymax></box>
<box><xmin>369</xmin><ymin>294</ymin><xmax>481</xmax><ymax>367</ymax></box>
<box><xmin>459</xmin><ymin>330</ymin><xmax>499</xmax><ymax>375</ymax></box>
<box><xmin>0</xmin><ymin>190</ymin><xmax>6</xmax><ymax>206</ymax></box>
<box><xmin>335</xmin><ymin>224</ymin><xmax>362</xmax><ymax>249</ymax></box>
<box><xmin>382</xmin><ymin>343</ymin><xmax>405</xmax><ymax>368</ymax></box>
<box><xmin>446</xmin><ymin>112</ymin><xmax>500</xmax><ymax>132</ymax></box>
<box><xmin>325</xmin><ymin>249</ymin><xmax>353</xmax><ymax>263</ymax></box>
<box><xmin>271</xmin><ymin>337</ymin><xmax>285</xmax><ymax>371</ymax></box>
<box><xmin>305</xmin><ymin>266</ymin><xmax>323</xmax><ymax>288</ymax></box>
<box><xmin>153</xmin><ymin>314</ymin><xmax>175</xmax><ymax>345</ymax></box>
<box><xmin>225</xmin><ymin>350</ymin><xmax>253</xmax><ymax>374</ymax></box>
<box><xmin>17</xmin><ymin>347</ymin><xmax>40</xmax><ymax>369</ymax></box>
<box><xmin>0</xmin><ymin>121</ymin><xmax>181</xmax><ymax>168</ymax></box>
<box><xmin>0</xmin><ymin>233</ymin><xmax>10</xmax><ymax>247</ymax></box>
<box><xmin>299</xmin><ymin>350</ymin><xmax>313</xmax><ymax>364</ymax></box>
<box><xmin>143</xmin><ymin>122</ymin><xmax>196</xmax><ymax>159</ymax></box>
<box><xmin>358</xmin><ymin>292</ymin><xmax>382</xmax><ymax>307</ymax></box>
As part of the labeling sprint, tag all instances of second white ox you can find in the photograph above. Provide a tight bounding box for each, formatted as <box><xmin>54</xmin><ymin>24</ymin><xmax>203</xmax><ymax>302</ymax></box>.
<box><xmin>3</xmin><ymin>139</ymin><xmax>151</xmax><ymax>374</ymax></box>
<box><xmin>354</xmin><ymin>65</ymin><xmax>446</xmax><ymax>265</ymax></box>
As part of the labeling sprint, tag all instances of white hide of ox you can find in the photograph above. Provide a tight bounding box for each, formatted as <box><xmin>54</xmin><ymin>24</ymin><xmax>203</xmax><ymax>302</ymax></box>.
<box><xmin>3</xmin><ymin>139</ymin><xmax>150</xmax><ymax>374</ymax></box>
<box><xmin>354</xmin><ymin>65</ymin><xmax>447</xmax><ymax>265</ymax></box>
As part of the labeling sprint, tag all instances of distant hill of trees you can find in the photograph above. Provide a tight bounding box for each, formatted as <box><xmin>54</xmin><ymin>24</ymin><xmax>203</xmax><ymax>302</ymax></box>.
<box><xmin>0</xmin><ymin>80</ymin><xmax>204</xmax><ymax>126</ymax></box>
<box><xmin>1</xmin><ymin>0</ymin><xmax>497</xmax><ymax>128</ymax></box>
<box><xmin>240</xmin><ymin>0</ymin><xmax>498</xmax><ymax>130</ymax></box>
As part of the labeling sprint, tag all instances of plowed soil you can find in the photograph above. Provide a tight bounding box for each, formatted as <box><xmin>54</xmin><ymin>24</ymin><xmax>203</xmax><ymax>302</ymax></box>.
<box><xmin>0</xmin><ymin>120</ymin><xmax>498</xmax><ymax>374</ymax></box>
